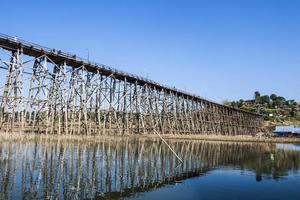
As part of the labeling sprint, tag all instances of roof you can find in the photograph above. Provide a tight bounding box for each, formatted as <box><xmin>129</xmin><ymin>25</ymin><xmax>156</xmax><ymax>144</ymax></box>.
<box><xmin>274</xmin><ymin>126</ymin><xmax>300</xmax><ymax>134</ymax></box>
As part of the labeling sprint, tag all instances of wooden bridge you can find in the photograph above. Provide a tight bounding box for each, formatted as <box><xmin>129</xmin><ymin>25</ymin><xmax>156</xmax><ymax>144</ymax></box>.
<box><xmin>0</xmin><ymin>33</ymin><xmax>263</xmax><ymax>135</ymax></box>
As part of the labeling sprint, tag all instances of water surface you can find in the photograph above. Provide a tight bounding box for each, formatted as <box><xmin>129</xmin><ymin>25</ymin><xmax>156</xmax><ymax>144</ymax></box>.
<box><xmin>0</xmin><ymin>137</ymin><xmax>299</xmax><ymax>199</ymax></box>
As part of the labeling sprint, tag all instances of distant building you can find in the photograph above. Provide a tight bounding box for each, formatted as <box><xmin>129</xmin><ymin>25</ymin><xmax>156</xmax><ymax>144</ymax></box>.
<box><xmin>274</xmin><ymin>125</ymin><xmax>300</xmax><ymax>136</ymax></box>
<box><xmin>244</xmin><ymin>99</ymin><xmax>256</xmax><ymax>104</ymax></box>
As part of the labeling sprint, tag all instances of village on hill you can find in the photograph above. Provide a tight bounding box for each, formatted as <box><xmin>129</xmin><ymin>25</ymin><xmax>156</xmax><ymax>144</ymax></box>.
<box><xmin>225</xmin><ymin>91</ymin><xmax>300</xmax><ymax>126</ymax></box>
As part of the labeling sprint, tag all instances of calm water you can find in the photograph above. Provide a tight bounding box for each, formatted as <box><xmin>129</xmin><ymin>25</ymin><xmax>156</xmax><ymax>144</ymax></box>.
<box><xmin>0</xmin><ymin>138</ymin><xmax>300</xmax><ymax>200</ymax></box>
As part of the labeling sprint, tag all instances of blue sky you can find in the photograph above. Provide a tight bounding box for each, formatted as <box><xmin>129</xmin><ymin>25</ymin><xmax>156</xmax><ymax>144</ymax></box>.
<box><xmin>1</xmin><ymin>0</ymin><xmax>299</xmax><ymax>102</ymax></box>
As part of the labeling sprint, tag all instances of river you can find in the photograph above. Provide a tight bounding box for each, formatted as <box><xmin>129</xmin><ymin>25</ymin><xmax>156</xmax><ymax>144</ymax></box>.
<box><xmin>0</xmin><ymin>137</ymin><xmax>299</xmax><ymax>199</ymax></box>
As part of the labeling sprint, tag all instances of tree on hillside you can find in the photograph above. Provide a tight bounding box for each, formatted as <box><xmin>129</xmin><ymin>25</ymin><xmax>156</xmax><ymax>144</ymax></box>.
<box><xmin>254</xmin><ymin>91</ymin><xmax>261</xmax><ymax>103</ymax></box>
<box><xmin>270</xmin><ymin>94</ymin><xmax>277</xmax><ymax>101</ymax></box>
<box><xmin>273</xmin><ymin>96</ymin><xmax>286</xmax><ymax>108</ymax></box>
<box><xmin>260</xmin><ymin>95</ymin><xmax>270</xmax><ymax>105</ymax></box>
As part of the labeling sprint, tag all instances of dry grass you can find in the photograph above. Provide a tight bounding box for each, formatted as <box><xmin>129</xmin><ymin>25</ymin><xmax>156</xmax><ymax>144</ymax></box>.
<box><xmin>1</xmin><ymin>131</ymin><xmax>300</xmax><ymax>144</ymax></box>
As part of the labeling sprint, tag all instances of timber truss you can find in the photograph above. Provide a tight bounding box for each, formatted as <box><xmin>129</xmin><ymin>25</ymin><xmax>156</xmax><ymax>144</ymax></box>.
<box><xmin>0</xmin><ymin>33</ymin><xmax>263</xmax><ymax>135</ymax></box>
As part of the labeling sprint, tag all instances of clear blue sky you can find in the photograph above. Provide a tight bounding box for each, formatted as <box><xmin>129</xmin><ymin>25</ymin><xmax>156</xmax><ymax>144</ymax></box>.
<box><xmin>1</xmin><ymin>0</ymin><xmax>299</xmax><ymax>102</ymax></box>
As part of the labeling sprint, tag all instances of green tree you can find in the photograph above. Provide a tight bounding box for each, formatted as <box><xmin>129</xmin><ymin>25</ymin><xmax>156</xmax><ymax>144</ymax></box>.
<box><xmin>273</xmin><ymin>96</ymin><xmax>286</xmax><ymax>107</ymax></box>
<box><xmin>254</xmin><ymin>91</ymin><xmax>261</xmax><ymax>103</ymax></box>
<box><xmin>260</xmin><ymin>95</ymin><xmax>270</xmax><ymax>105</ymax></box>
<box><xmin>270</xmin><ymin>94</ymin><xmax>277</xmax><ymax>101</ymax></box>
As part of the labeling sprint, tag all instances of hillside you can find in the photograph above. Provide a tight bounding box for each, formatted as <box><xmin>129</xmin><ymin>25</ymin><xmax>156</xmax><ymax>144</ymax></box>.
<box><xmin>224</xmin><ymin>92</ymin><xmax>300</xmax><ymax>126</ymax></box>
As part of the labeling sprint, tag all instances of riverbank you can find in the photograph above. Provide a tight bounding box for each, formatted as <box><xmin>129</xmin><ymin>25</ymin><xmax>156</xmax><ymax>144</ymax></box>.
<box><xmin>1</xmin><ymin>132</ymin><xmax>300</xmax><ymax>144</ymax></box>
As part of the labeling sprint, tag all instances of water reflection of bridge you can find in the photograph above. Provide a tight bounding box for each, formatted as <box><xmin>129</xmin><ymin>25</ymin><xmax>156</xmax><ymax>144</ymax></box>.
<box><xmin>0</xmin><ymin>138</ymin><xmax>299</xmax><ymax>199</ymax></box>
<box><xmin>0</xmin><ymin>34</ymin><xmax>263</xmax><ymax>135</ymax></box>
